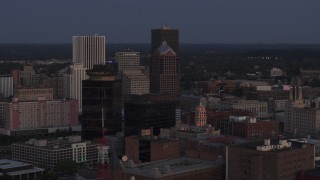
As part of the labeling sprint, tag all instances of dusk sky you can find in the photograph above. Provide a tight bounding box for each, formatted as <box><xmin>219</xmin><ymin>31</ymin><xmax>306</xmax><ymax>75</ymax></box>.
<box><xmin>0</xmin><ymin>0</ymin><xmax>320</xmax><ymax>44</ymax></box>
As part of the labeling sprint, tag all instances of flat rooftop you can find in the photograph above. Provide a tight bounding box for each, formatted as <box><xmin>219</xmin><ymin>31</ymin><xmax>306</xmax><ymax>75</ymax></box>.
<box><xmin>7</xmin><ymin>167</ymin><xmax>44</xmax><ymax>176</ymax></box>
<box><xmin>123</xmin><ymin>157</ymin><xmax>222</xmax><ymax>178</ymax></box>
<box><xmin>0</xmin><ymin>159</ymin><xmax>31</xmax><ymax>170</ymax></box>
<box><xmin>290</xmin><ymin>138</ymin><xmax>320</xmax><ymax>145</ymax></box>
<box><xmin>232</xmin><ymin>139</ymin><xmax>309</xmax><ymax>152</ymax></box>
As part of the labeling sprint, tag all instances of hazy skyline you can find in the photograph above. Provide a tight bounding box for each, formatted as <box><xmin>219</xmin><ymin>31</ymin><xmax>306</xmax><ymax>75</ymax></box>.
<box><xmin>1</xmin><ymin>0</ymin><xmax>320</xmax><ymax>44</ymax></box>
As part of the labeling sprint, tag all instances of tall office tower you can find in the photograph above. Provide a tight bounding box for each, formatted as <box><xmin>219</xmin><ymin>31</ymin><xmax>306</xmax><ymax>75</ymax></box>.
<box><xmin>72</xmin><ymin>35</ymin><xmax>106</xmax><ymax>70</ymax></box>
<box><xmin>0</xmin><ymin>75</ymin><xmax>13</xmax><ymax>97</ymax></box>
<box><xmin>82</xmin><ymin>65</ymin><xmax>122</xmax><ymax>139</ymax></box>
<box><xmin>64</xmin><ymin>63</ymin><xmax>88</xmax><ymax>113</ymax></box>
<box><xmin>115</xmin><ymin>51</ymin><xmax>140</xmax><ymax>71</ymax></box>
<box><xmin>151</xmin><ymin>26</ymin><xmax>179</xmax><ymax>54</ymax></box>
<box><xmin>150</xmin><ymin>41</ymin><xmax>180</xmax><ymax>97</ymax></box>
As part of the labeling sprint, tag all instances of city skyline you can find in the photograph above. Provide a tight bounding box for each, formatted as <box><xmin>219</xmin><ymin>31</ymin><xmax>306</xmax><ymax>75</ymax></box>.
<box><xmin>0</xmin><ymin>0</ymin><xmax>320</xmax><ymax>44</ymax></box>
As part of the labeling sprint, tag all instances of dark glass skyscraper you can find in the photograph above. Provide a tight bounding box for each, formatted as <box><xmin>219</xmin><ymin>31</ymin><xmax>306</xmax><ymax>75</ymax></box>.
<box><xmin>151</xmin><ymin>26</ymin><xmax>179</xmax><ymax>55</ymax></box>
<box><xmin>125</xmin><ymin>94</ymin><xmax>176</xmax><ymax>136</ymax></box>
<box><xmin>150</xmin><ymin>41</ymin><xmax>180</xmax><ymax>97</ymax></box>
<box><xmin>81</xmin><ymin>65</ymin><xmax>122</xmax><ymax>139</ymax></box>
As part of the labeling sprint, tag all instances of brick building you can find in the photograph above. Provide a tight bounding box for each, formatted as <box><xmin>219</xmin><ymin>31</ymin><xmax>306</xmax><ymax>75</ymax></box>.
<box><xmin>0</xmin><ymin>98</ymin><xmax>79</xmax><ymax>136</ymax></box>
<box><xmin>196</xmin><ymin>79</ymin><xmax>236</xmax><ymax>94</ymax></box>
<box><xmin>125</xmin><ymin>135</ymin><xmax>179</xmax><ymax>164</ymax></box>
<box><xmin>185</xmin><ymin>135</ymin><xmax>248</xmax><ymax>161</ymax></box>
<box><xmin>220</xmin><ymin>116</ymin><xmax>279</xmax><ymax>139</ymax></box>
<box><xmin>206</xmin><ymin>109</ymin><xmax>253</xmax><ymax>127</ymax></box>
<box><xmin>228</xmin><ymin>139</ymin><xmax>315</xmax><ymax>180</ymax></box>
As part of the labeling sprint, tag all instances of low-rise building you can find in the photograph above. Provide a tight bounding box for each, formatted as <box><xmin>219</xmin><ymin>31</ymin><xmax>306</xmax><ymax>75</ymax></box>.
<box><xmin>125</xmin><ymin>135</ymin><xmax>180</xmax><ymax>164</ymax></box>
<box><xmin>228</xmin><ymin>139</ymin><xmax>315</xmax><ymax>180</ymax></box>
<box><xmin>218</xmin><ymin>99</ymin><xmax>269</xmax><ymax>120</ymax></box>
<box><xmin>220</xmin><ymin>116</ymin><xmax>279</xmax><ymax>139</ymax></box>
<box><xmin>0</xmin><ymin>159</ymin><xmax>44</xmax><ymax>180</ymax></box>
<box><xmin>12</xmin><ymin>136</ymin><xmax>99</xmax><ymax>169</ymax></box>
<box><xmin>121</xmin><ymin>157</ymin><xmax>224</xmax><ymax>180</ymax></box>
<box><xmin>185</xmin><ymin>135</ymin><xmax>248</xmax><ymax>161</ymax></box>
<box><xmin>0</xmin><ymin>98</ymin><xmax>79</xmax><ymax>136</ymax></box>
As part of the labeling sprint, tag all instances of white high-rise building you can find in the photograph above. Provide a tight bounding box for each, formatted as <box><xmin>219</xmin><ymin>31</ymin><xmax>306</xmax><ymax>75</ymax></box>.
<box><xmin>0</xmin><ymin>75</ymin><xmax>13</xmax><ymax>97</ymax></box>
<box><xmin>115</xmin><ymin>52</ymin><xmax>140</xmax><ymax>71</ymax></box>
<box><xmin>72</xmin><ymin>35</ymin><xmax>106</xmax><ymax>70</ymax></box>
<box><xmin>64</xmin><ymin>63</ymin><xmax>88</xmax><ymax>113</ymax></box>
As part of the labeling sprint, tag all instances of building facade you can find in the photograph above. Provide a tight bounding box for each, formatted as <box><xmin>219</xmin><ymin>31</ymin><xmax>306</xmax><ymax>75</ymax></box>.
<box><xmin>72</xmin><ymin>35</ymin><xmax>105</xmax><ymax>70</ymax></box>
<box><xmin>82</xmin><ymin>65</ymin><xmax>122</xmax><ymax>139</ymax></box>
<box><xmin>228</xmin><ymin>139</ymin><xmax>315</xmax><ymax>180</ymax></box>
<box><xmin>125</xmin><ymin>135</ymin><xmax>180</xmax><ymax>164</ymax></box>
<box><xmin>218</xmin><ymin>100</ymin><xmax>269</xmax><ymax>120</ymax></box>
<box><xmin>125</xmin><ymin>94</ymin><xmax>176</xmax><ymax>136</ymax></box>
<box><xmin>0</xmin><ymin>98</ymin><xmax>79</xmax><ymax>136</ymax></box>
<box><xmin>194</xmin><ymin>103</ymin><xmax>207</xmax><ymax>127</ymax></box>
<box><xmin>150</xmin><ymin>41</ymin><xmax>180</xmax><ymax>97</ymax></box>
<box><xmin>12</xmin><ymin>136</ymin><xmax>98</xmax><ymax>169</ymax></box>
<box><xmin>220</xmin><ymin>116</ymin><xmax>279</xmax><ymax>139</ymax></box>
<box><xmin>14</xmin><ymin>88</ymin><xmax>53</xmax><ymax>101</ymax></box>
<box><xmin>284</xmin><ymin>76</ymin><xmax>320</xmax><ymax>138</ymax></box>
<box><xmin>64</xmin><ymin>63</ymin><xmax>88</xmax><ymax>113</ymax></box>
<box><xmin>0</xmin><ymin>75</ymin><xmax>13</xmax><ymax>98</ymax></box>
<box><xmin>122</xmin><ymin>68</ymin><xmax>150</xmax><ymax>96</ymax></box>
<box><xmin>115</xmin><ymin>51</ymin><xmax>140</xmax><ymax>71</ymax></box>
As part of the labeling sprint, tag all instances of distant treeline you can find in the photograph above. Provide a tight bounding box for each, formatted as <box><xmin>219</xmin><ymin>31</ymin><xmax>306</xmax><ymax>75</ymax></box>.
<box><xmin>1</xmin><ymin>43</ymin><xmax>320</xmax><ymax>61</ymax></box>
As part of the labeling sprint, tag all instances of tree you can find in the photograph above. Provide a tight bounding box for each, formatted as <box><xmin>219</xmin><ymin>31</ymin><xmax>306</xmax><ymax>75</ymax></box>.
<box><xmin>55</xmin><ymin>160</ymin><xmax>77</xmax><ymax>175</ymax></box>
<box><xmin>0</xmin><ymin>174</ymin><xmax>12</xmax><ymax>180</ymax></box>
<box><xmin>33</xmin><ymin>172</ymin><xmax>58</xmax><ymax>180</ymax></box>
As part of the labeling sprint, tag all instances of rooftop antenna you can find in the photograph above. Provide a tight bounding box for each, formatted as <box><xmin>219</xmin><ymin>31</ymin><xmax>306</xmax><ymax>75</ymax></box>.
<box><xmin>97</xmin><ymin>98</ymin><xmax>111</xmax><ymax>180</ymax></box>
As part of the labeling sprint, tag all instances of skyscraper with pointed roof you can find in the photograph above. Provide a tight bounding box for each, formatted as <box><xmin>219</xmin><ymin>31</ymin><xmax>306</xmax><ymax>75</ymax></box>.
<box><xmin>150</xmin><ymin>41</ymin><xmax>180</xmax><ymax>97</ymax></box>
<box><xmin>151</xmin><ymin>26</ymin><xmax>179</xmax><ymax>55</ymax></box>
